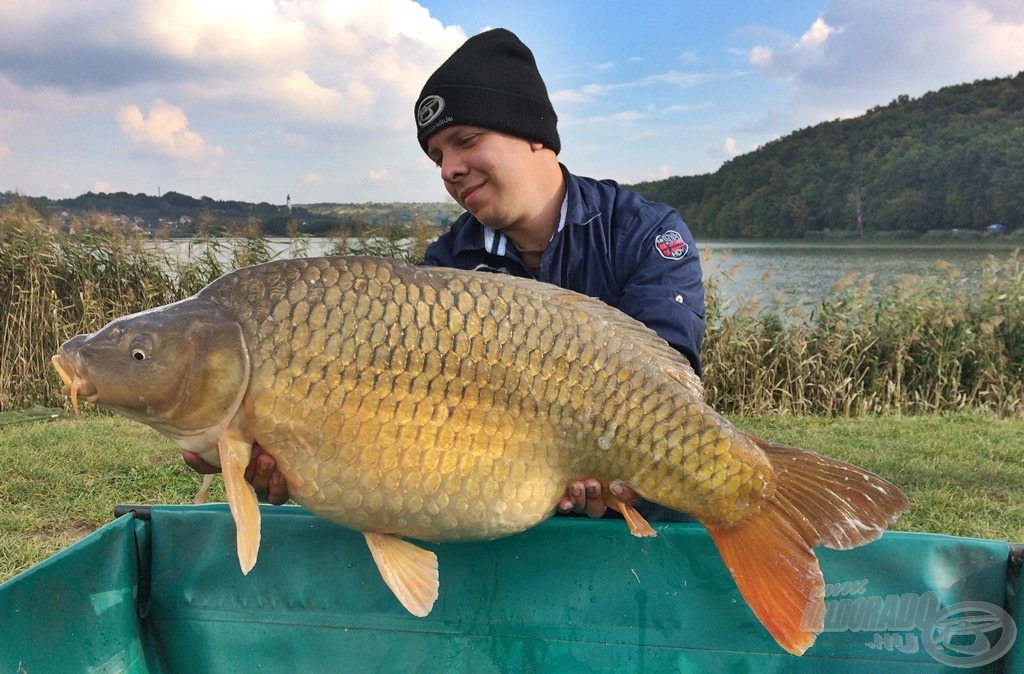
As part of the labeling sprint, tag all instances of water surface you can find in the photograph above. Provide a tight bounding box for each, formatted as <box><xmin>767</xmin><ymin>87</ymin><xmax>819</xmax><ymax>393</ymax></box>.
<box><xmin>700</xmin><ymin>239</ymin><xmax>1019</xmax><ymax>312</ymax></box>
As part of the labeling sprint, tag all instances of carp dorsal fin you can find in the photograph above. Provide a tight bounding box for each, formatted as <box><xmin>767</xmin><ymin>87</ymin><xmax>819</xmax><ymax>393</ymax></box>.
<box><xmin>534</xmin><ymin>282</ymin><xmax>705</xmax><ymax>402</ymax></box>
<box><xmin>218</xmin><ymin>434</ymin><xmax>261</xmax><ymax>575</ymax></box>
<box><xmin>411</xmin><ymin>264</ymin><xmax>705</xmax><ymax>401</ymax></box>
<box><xmin>363</xmin><ymin>532</ymin><xmax>439</xmax><ymax>617</ymax></box>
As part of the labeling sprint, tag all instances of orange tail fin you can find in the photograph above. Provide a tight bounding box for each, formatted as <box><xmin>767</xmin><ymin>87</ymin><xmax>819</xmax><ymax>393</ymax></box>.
<box><xmin>707</xmin><ymin>435</ymin><xmax>909</xmax><ymax>656</ymax></box>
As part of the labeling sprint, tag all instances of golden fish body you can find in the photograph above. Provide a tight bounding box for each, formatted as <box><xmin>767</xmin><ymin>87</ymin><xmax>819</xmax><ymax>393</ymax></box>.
<box><xmin>215</xmin><ymin>257</ymin><xmax>767</xmax><ymax>539</ymax></box>
<box><xmin>52</xmin><ymin>256</ymin><xmax>908</xmax><ymax>656</ymax></box>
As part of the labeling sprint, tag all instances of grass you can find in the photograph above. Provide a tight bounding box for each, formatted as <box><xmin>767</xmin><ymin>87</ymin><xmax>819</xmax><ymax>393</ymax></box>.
<box><xmin>0</xmin><ymin>414</ymin><xmax>224</xmax><ymax>583</ymax></box>
<box><xmin>2</xmin><ymin>411</ymin><xmax>1022</xmax><ymax>585</ymax></box>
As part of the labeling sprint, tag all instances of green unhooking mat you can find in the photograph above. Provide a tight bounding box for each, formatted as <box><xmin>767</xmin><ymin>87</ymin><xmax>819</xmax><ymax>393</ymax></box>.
<box><xmin>1</xmin><ymin>504</ymin><xmax>1021</xmax><ymax>672</ymax></box>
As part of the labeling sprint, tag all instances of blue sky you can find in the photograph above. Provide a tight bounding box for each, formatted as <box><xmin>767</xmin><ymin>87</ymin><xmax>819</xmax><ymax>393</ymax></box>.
<box><xmin>1</xmin><ymin>1</ymin><xmax>1023</xmax><ymax>204</ymax></box>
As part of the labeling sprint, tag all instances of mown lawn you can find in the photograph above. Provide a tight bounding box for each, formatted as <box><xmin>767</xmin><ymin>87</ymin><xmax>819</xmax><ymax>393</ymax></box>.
<box><xmin>1</xmin><ymin>411</ymin><xmax>1022</xmax><ymax>584</ymax></box>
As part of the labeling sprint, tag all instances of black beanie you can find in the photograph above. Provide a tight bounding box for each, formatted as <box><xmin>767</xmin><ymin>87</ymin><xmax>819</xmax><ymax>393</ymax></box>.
<box><xmin>415</xmin><ymin>28</ymin><xmax>560</xmax><ymax>155</ymax></box>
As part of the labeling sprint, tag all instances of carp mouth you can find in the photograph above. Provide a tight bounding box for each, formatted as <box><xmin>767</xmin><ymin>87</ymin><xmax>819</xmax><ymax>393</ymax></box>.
<box><xmin>51</xmin><ymin>353</ymin><xmax>97</xmax><ymax>418</ymax></box>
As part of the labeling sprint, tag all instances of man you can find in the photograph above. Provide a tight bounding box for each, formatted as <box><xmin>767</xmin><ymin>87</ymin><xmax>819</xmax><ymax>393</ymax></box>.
<box><xmin>415</xmin><ymin>28</ymin><xmax>705</xmax><ymax>521</ymax></box>
<box><xmin>185</xmin><ymin>28</ymin><xmax>706</xmax><ymax>522</ymax></box>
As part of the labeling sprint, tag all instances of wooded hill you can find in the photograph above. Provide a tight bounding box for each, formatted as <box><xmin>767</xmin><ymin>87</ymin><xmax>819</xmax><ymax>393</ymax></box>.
<box><xmin>628</xmin><ymin>72</ymin><xmax>1024</xmax><ymax>238</ymax></box>
<box><xmin>2</xmin><ymin>189</ymin><xmax>455</xmax><ymax>239</ymax></box>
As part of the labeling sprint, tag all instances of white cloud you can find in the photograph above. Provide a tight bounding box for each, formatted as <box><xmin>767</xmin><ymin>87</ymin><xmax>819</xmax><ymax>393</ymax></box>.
<box><xmin>0</xmin><ymin>0</ymin><xmax>471</xmax><ymax>201</ymax></box>
<box><xmin>748</xmin><ymin>17</ymin><xmax>838</xmax><ymax>81</ymax></box>
<box><xmin>116</xmin><ymin>100</ymin><xmax>223</xmax><ymax>162</ymax></box>
<box><xmin>743</xmin><ymin>0</ymin><xmax>1024</xmax><ymax>132</ymax></box>
<box><xmin>554</xmin><ymin>70</ymin><xmax>711</xmax><ymax>103</ymax></box>
<box><xmin>368</xmin><ymin>168</ymin><xmax>393</xmax><ymax>182</ymax></box>
<box><xmin>2</xmin><ymin>1</ymin><xmax>465</xmax><ymax>130</ymax></box>
<box><xmin>302</xmin><ymin>172</ymin><xmax>324</xmax><ymax>186</ymax></box>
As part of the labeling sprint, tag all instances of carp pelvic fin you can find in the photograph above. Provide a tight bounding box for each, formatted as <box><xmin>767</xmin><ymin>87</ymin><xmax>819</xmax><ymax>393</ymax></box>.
<box><xmin>604</xmin><ymin>495</ymin><xmax>657</xmax><ymax>538</ymax></box>
<box><xmin>707</xmin><ymin>435</ymin><xmax>909</xmax><ymax>656</ymax></box>
<box><xmin>193</xmin><ymin>473</ymin><xmax>216</xmax><ymax>505</ymax></box>
<box><xmin>218</xmin><ymin>436</ymin><xmax>261</xmax><ymax>576</ymax></box>
<box><xmin>363</xmin><ymin>532</ymin><xmax>439</xmax><ymax>618</ymax></box>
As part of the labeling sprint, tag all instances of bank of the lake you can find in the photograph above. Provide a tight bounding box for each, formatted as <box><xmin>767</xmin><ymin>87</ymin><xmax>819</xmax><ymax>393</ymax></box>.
<box><xmin>2</xmin><ymin>204</ymin><xmax>1022</xmax><ymax>416</ymax></box>
<box><xmin>149</xmin><ymin>235</ymin><xmax>1022</xmax><ymax>312</ymax></box>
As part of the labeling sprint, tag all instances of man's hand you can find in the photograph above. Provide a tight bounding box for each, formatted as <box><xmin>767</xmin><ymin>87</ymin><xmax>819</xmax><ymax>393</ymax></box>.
<box><xmin>558</xmin><ymin>478</ymin><xmax>637</xmax><ymax>518</ymax></box>
<box><xmin>181</xmin><ymin>445</ymin><xmax>290</xmax><ymax>505</ymax></box>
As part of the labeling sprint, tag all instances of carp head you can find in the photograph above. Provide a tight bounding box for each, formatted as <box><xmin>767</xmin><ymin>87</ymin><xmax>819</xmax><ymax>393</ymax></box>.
<box><xmin>51</xmin><ymin>298</ymin><xmax>250</xmax><ymax>456</ymax></box>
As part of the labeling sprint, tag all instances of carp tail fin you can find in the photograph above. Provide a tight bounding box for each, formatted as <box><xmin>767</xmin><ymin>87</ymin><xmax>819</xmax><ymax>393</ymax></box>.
<box><xmin>707</xmin><ymin>435</ymin><xmax>909</xmax><ymax>655</ymax></box>
<box><xmin>363</xmin><ymin>532</ymin><xmax>439</xmax><ymax>618</ymax></box>
<box><xmin>748</xmin><ymin>435</ymin><xmax>909</xmax><ymax>551</ymax></box>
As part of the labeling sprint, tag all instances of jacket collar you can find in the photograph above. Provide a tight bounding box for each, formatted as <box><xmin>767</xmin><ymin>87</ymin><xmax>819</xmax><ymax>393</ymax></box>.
<box><xmin>450</xmin><ymin>165</ymin><xmax>599</xmax><ymax>258</ymax></box>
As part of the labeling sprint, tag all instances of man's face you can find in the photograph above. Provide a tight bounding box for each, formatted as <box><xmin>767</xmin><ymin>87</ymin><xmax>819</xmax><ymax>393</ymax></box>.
<box><xmin>426</xmin><ymin>125</ymin><xmax>543</xmax><ymax>230</ymax></box>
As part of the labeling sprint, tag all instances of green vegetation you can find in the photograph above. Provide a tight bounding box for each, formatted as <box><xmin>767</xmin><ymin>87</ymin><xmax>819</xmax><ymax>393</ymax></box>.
<box><xmin>0</xmin><ymin>416</ymin><xmax>222</xmax><ymax>584</ymax></box>
<box><xmin>0</xmin><ymin>188</ymin><xmax>453</xmax><ymax>240</ymax></box>
<box><xmin>700</xmin><ymin>249</ymin><xmax>1024</xmax><ymax>417</ymax></box>
<box><xmin>0</xmin><ymin>202</ymin><xmax>273</xmax><ymax>409</ymax></box>
<box><xmin>2</xmin><ymin>202</ymin><xmax>1022</xmax><ymax>417</ymax></box>
<box><xmin>2</xmin><ymin>413</ymin><xmax>1021</xmax><ymax>584</ymax></box>
<box><xmin>630</xmin><ymin>72</ymin><xmax>1024</xmax><ymax>238</ymax></box>
<box><xmin>1</xmin><ymin>203</ymin><xmax>1023</xmax><ymax>584</ymax></box>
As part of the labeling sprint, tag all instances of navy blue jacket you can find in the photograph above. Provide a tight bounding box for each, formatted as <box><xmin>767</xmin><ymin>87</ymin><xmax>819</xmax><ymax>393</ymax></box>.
<box><xmin>422</xmin><ymin>167</ymin><xmax>706</xmax><ymax>375</ymax></box>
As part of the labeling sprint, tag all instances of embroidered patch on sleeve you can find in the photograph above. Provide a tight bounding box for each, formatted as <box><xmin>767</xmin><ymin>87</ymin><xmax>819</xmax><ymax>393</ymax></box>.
<box><xmin>655</xmin><ymin>230</ymin><xmax>689</xmax><ymax>260</ymax></box>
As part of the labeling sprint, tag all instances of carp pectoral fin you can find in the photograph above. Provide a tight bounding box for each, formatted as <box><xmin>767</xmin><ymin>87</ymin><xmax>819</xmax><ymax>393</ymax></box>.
<box><xmin>193</xmin><ymin>473</ymin><xmax>216</xmax><ymax>505</ymax></box>
<box><xmin>218</xmin><ymin>437</ymin><xmax>261</xmax><ymax>575</ymax></box>
<box><xmin>604</xmin><ymin>496</ymin><xmax>657</xmax><ymax>538</ymax></box>
<box><xmin>363</xmin><ymin>532</ymin><xmax>439</xmax><ymax>618</ymax></box>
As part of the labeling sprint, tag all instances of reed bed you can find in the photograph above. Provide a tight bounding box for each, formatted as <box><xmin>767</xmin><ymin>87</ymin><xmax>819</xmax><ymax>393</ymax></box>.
<box><xmin>2</xmin><ymin>203</ymin><xmax>1022</xmax><ymax>417</ymax></box>
<box><xmin>701</xmin><ymin>249</ymin><xmax>1024</xmax><ymax>417</ymax></box>
<box><xmin>0</xmin><ymin>203</ymin><xmax>268</xmax><ymax>410</ymax></box>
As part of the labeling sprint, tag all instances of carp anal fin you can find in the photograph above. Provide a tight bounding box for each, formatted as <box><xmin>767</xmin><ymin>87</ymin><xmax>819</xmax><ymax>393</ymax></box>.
<box><xmin>363</xmin><ymin>532</ymin><xmax>439</xmax><ymax>617</ymax></box>
<box><xmin>604</xmin><ymin>495</ymin><xmax>657</xmax><ymax>538</ymax></box>
<box><xmin>707</xmin><ymin>435</ymin><xmax>910</xmax><ymax>656</ymax></box>
<box><xmin>218</xmin><ymin>436</ymin><xmax>261</xmax><ymax>575</ymax></box>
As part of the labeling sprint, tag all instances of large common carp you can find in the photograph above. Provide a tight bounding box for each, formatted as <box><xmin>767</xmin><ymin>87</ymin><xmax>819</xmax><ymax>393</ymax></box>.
<box><xmin>52</xmin><ymin>256</ymin><xmax>908</xmax><ymax>655</ymax></box>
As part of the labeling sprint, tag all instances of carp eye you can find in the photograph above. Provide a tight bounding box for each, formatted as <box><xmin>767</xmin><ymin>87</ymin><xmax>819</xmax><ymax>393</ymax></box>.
<box><xmin>129</xmin><ymin>334</ymin><xmax>154</xmax><ymax>361</ymax></box>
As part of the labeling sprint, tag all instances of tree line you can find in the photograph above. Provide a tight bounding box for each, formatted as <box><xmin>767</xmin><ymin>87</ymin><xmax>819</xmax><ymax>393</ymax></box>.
<box><xmin>3</xmin><ymin>190</ymin><xmax>456</xmax><ymax>240</ymax></box>
<box><xmin>628</xmin><ymin>72</ymin><xmax>1024</xmax><ymax>238</ymax></box>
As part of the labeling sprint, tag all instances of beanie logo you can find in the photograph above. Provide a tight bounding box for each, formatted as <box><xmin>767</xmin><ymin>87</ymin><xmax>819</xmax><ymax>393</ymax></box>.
<box><xmin>417</xmin><ymin>95</ymin><xmax>446</xmax><ymax>128</ymax></box>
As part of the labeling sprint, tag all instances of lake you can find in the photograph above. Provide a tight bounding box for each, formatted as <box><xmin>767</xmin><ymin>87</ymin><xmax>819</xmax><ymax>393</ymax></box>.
<box><xmin>151</xmin><ymin>237</ymin><xmax>1020</xmax><ymax>313</ymax></box>
<box><xmin>700</xmin><ymin>239</ymin><xmax>1020</xmax><ymax>313</ymax></box>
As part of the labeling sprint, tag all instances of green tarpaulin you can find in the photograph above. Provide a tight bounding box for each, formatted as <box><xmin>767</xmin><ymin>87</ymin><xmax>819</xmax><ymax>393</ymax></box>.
<box><xmin>2</xmin><ymin>505</ymin><xmax>1020</xmax><ymax>672</ymax></box>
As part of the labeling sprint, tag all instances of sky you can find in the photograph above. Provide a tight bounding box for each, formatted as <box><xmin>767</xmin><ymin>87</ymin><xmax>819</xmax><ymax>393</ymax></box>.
<box><xmin>2</xmin><ymin>1</ymin><xmax>1023</xmax><ymax>205</ymax></box>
